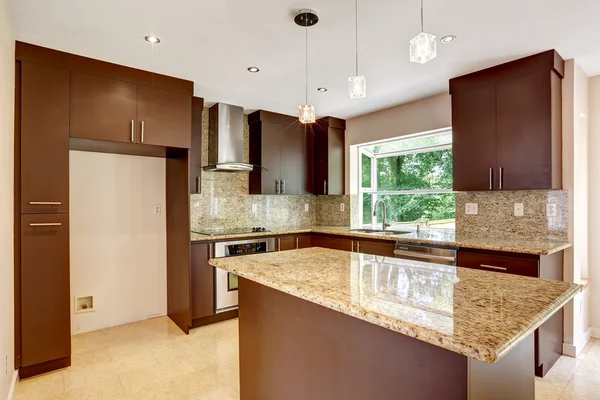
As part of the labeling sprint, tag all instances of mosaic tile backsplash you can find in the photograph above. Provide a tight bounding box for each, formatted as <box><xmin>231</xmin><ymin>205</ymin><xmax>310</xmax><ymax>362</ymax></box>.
<box><xmin>190</xmin><ymin>109</ymin><xmax>352</xmax><ymax>230</ymax></box>
<box><xmin>455</xmin><ymin>190</ymin><xmax>568</xmax><ymax>240</ymax></box>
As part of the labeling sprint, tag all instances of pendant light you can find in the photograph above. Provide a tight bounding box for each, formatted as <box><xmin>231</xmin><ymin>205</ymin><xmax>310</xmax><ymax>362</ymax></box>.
<box><xmin>348</xmin><ymin>0</ymin><xmax>366</xmax><ymax>99</ymax></box>
<box><xmin>295</xmin><ymin>9</ymin><xmax>318</xmax><ymax>124</ymax></box>
<box><xmin>410</xmin><ymin>0</ymin><xmax>436</xmax><ymax>64</ymax></box>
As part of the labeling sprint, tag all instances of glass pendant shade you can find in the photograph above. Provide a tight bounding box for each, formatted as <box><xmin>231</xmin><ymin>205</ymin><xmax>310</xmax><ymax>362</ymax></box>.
<box><xmin>348</xmin><ymin>76</ymin><xmax>366</xmax><ymax>99</ymax></box>
<box><xmin>299</xmin><ymin>104</ymin><xmax>316</xmax><ymax>124</ymax></box>
<box><xmin>410</xmin><ymin>32</ymin><xmax>436</xmax><ymax>64</ymax></box>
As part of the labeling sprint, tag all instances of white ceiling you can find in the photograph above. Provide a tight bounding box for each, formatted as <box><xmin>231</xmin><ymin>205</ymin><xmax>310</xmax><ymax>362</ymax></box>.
<box><xmin>8</xmin><ymin>0</ymin><xmax>600</xmax><ymax>119</ymax></box>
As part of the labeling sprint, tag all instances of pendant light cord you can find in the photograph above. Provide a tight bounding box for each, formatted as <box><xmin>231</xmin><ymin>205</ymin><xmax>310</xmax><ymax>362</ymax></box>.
<box><xmin>421</xmin><ymin>0</ymin><xmax>424</xmax><ymax>32</ymax></box>
<box><xmin>305</xmin><ymin>19</ymin><xmax>308</xmax><ymax>104</ymax></box>
<box><xmin>355</xmin><ymin>0</ymin><xmax>359</xmax><ymax>76</ymax></box>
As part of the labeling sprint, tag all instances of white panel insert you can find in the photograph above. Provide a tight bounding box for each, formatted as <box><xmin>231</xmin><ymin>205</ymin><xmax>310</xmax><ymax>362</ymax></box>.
<box><xmin>75</xmin><ymin>295</ymin><xmax>95</xmax><ymax>314</ymax></box>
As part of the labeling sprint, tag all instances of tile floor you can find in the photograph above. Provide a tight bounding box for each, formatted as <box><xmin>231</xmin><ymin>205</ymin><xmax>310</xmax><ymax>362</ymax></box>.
<box><xmin>15</xmin><ymin>317</ymin><xmax>600</xmax><ymax>399</ymax></box>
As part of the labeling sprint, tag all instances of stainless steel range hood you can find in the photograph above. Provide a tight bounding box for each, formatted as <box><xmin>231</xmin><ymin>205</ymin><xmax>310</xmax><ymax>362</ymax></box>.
<box><xmin>203</xmin><ymin>103</ymin><xmax>255</xmax><ymax>172</ymax></box>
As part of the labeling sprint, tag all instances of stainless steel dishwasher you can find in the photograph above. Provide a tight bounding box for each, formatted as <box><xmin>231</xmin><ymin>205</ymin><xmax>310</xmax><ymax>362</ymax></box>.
<box><xmin>394</xmin><ymin>242</ymin><xmax>458</xmax><ymax>266</ymax></box>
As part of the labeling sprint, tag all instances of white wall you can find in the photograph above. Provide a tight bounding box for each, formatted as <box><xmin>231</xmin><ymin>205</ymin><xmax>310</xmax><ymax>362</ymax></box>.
<box><xmin>589</xmin><ymin>75</ymin><xmax>600</xmax><ymax>336</ymax></box>
<box><xmin>0</xmin><ymin>0</ymin><xmax>16</xmax><ymax>397</ymax></box>
<box><xmin>69</xmin><ymin>151</ymin><xmax>167</xmax><ymax>334</ymax></box>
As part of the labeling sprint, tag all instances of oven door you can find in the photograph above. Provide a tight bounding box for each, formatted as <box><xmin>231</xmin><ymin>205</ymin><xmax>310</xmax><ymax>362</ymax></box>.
<box><xmin>216</xmin><ymin>268</ymin><xmax>238</xmax><ymax>313</ymax></box>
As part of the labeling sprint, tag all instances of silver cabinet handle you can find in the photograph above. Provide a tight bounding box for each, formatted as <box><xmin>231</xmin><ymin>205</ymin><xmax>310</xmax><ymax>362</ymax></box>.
<box><xmin>29</xmin><ymin>201</ymin><xmax>62</xmax><ymax>205</ymax></box>
<box><xmin>295</xmin><ymin>237</ymin><xmax>299</xmax><ymax>249</ymax></box>
<box><xmin>489</xmin><ymin>168</ymin><xmax>493</xmax><ymax>190</ymax></box>
<box><xmin>208</xmin><ymin>243</ymin><xmax>213</xmax><ymax>258</ymax></box>
<box><xmin>141</xmin><ymin>121</ymin><xmax>145</xmax><ymax>143</ymax></box>
<box><xmin>393</xmin><ymin>250</ymin><xmax>455</xmax><ymax>262</ymax></box>
<box><xmin>275</xmin><ymin>180</ymin><xmax>280</xmax><ymax>194</ymax></box>
<box><xmin>29</xmin><ymin>223</ymin><xmax>61</xmax><ymax>227</ymax></box>
<box><xmin>499</xmin><ymin>167</ymin><xmax>503</xmax><ymax>190</ymax></box>
<box><xmin>324</xmin><ymin>181</ymin><xmax>327</xmax><ymax>195</ymax></box>
<box><xmin>351</xmin><ymin>241</ymin><xmax>355</xmax><ymax>252</ymax></box>
<box><xmin>281</xmin><ymin>180</ymin><xmax>285</xmax><ymax>194</ymax></box>
<box><xmin>480</xmin><ymin>264</ymin><xmax>507</xmax><ymax>271</ymax></box>
<box><xmin>357</xmin><ymin>241</ymin><xmax>360</xmax><ymax>253</ymax></box>
<box><xmin>277</xmin><ymin>238</ymin><xmax>281</xmax><ymax>251</ymax></box>
<box><xmin>131</xmin><ymin>120</ymin><xmax>135</xmax><ymax>142</ymax></box>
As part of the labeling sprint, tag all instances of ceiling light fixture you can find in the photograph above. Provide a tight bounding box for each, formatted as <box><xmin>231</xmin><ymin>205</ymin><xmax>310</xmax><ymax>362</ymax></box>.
<box><xmin>441</xmin><ymin>35</ymin><xmax>456</xmax><ymax>43</ymax></box>
<box><xmin>317</xmin><ymin>87</ymin><xmax>328</xmax><ymax>92</ymax></box>
<box><xmin>295</xmin><ymin>9</ymin><xmax>319</xmax><ymax>124</ymax></box>
<box><xmin>349</xmin><ymin>0</ymin><xmax>366</xmax><ymax>99</ymax></box>
<box><xmin>144</xmin><ymin>35</ymin><xmax>161</xmax><ymax>44</ymax></box>
<box><xmin>247</xmin><ymin>66</ymin><xmax>260</xmax><ymax>73</ymax></box>
<box><xmin>409</xmin><ymin>0</ymin><xmax>436</xmax><ymax>64</ymax></box>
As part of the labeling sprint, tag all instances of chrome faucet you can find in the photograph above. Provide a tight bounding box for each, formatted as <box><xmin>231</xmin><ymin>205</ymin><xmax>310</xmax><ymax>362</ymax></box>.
<box><xmin>373</xmin><ymin>199</ymin><xmax>391</xmax><ymax>232</ymax></box>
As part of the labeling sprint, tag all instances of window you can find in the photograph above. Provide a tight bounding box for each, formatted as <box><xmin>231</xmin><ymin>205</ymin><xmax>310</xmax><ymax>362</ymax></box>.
<box><xmin>359</xmin><ymin>131</ymin><xmax>455</xmax><ymax>229</ymax></box>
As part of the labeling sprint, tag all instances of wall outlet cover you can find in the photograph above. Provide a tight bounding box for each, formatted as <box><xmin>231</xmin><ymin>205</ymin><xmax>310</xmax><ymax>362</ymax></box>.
<box><xmin>153</xmin><ymin>204</ymin><xmax>161</xmax><ymax>215</ymax></box>
<box><xmin>547</xmin><ymin>203</ymin><xmax>557</xmax><ymax>217</ymax></box>
<box><xmin>305</xmin><ymin>204</ymin><xmax>309</xmax><ymax>212</ymax></box>
<box><xmin>514</xmin><ymin>203</ymin><xmax>524</xmax><ymax>217</ymax></box>
<box><xmin>340</xmin><ymin>203</ymin><xmax>345</xmax><ymax>212</ymax></box>
<box><xmin>465</xmin><ymin>203</ymin><xmax>478</xmax><ymax>215</ymax></box>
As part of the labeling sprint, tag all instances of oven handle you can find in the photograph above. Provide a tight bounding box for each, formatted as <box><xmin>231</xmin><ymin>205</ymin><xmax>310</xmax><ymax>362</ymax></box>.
<box><xmin>393</xmin><ymin>250</ymin><xmax>456</xmax><ymax>262</ymax></box>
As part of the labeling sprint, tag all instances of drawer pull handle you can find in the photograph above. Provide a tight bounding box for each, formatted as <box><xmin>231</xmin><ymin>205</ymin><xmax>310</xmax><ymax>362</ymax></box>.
<box><xmin>480</xmin><ymin>264</ymin><xmax>507</xmax><ymax>271</ymax></box>
<box><xmin>29</xmin><ymin>223</ymin><xmax>62</xmax><ymax>227</ymax></box>
<box><xmin>29</xmin><ymin>201</ymin><xmax>62</xmax><ymax>205</ymax></box>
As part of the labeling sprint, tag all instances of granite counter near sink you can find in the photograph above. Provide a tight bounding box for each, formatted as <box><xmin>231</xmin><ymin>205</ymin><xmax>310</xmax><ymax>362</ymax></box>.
<box><xmin>191</xmin><ymin>226</ymin><xmax>571</xmax><ymax>256</ymax></box>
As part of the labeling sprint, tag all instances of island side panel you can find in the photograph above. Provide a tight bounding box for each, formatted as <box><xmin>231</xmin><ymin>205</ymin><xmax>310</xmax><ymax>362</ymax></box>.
<box><xmin>238</xmin><ymin>278</ymin><xmax>468</xmax><ymax>400</ymax></box>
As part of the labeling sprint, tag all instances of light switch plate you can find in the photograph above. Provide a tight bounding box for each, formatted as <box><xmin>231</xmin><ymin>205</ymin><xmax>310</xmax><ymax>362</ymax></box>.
<box><xmin>305</xmin><ymin>204</ymin><xmax>309</xmax><ymax>212</ymax></box>
<box><xmin>465</xmin><ymin>203</ymin><xmax>478</xmax><ymax>215</ymax></box>
<box><xmin>340</xmin><ymin>203</ymin><xmax>345</xmax><ymax>212</ymax></box>
<box><xmin>153</xmin><ymin>204</ymin><xmax>161</xmax><ymax>215</ymax></box>
<box><xmin>547</xmin><ymin>203</ymin><xmax>557</xmax><ymax>217</ymax></box>
<box><xmin>514</xmin><ymin>203</ymin><xmax>524</xmax><ymax>217</ymax></box>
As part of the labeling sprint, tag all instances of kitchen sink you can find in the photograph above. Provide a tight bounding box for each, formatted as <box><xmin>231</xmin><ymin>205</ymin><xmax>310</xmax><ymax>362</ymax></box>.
<box><xmin>349</xmin><ymin>229</ymin><xmax>411</xmax><ymax>236</ymax></box>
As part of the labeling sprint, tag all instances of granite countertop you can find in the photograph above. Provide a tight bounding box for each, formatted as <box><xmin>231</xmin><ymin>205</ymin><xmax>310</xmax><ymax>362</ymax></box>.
<box><xmin>191</xmin><ymin>226</ymin><xmax>571</xmax><ymax>255</ymax></box>
<box><xmin>209</xmin><ymin>248</ymin><xmax>580</xmax><ymax>363</ymax></box>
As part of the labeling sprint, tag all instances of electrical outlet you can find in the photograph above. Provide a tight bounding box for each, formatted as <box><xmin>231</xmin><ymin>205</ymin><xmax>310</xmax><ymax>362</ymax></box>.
<box><xmin>153</xmin><ymin>204</ymin><xmax>161</xmax><ymax>215</ymax></box>
<box><xmin>547</xmin><ymin>203</ymin><xmax>557</xmax><ymax>217</ymax></box>
<box><xmin>514</xmin><ymin>203</ymin><xmax>524</xmax><ymax>217</ymax></box>
<box><xmin>340</xmin><ymin>203</ymin><xmax>345</xmax><ymax>212</ymax></box>
<box><xmin>252</xmin><ymin>203</ymin><xmax>257</xmax><ymax>213</ymax></box>
<box><xmin>465</xmin><ymin>203</ymin><xmax>478</xmax><ymax>215</ymax></box>
<box><xmin>305</xmin><ymin>204</ymin><xmax>309</xmax><ymax>212</ymax></box>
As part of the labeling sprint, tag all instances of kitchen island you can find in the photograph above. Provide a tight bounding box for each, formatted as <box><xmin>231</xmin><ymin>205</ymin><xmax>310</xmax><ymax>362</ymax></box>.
<box><xmin>209</xmin><ymin>248</ymin><xmax>579</xmax><ymax>400</ymax></box>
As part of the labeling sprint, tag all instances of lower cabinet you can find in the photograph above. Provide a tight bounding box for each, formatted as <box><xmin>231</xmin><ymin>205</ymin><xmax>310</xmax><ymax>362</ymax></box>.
<box><xmin>458</xmin><ymin>249</ymin><xmax>563</xmax><ymax>377</ymax></box>
<box><xmin>20</xmin><ymin>214</ymin><xmax>70</xmax><ymax>370</ymax></box>
<box><xmin>355</xmin><ymin>240</ymin><xmax>395</xmax><ymax>258</ymax></box>
<box><xmin>310</xmin><ymin>235</ymin><xmax>395</xmax><ymax>257</ymax></box>
<box><xmin>277</xmin><ymin>235</ymin><xmax>312</xmax><ymax>251</ymax></box>
<box><xmin>191</xmin><ymin>243</ymin><xmax>214</xmax><ymax>320</ymax></box>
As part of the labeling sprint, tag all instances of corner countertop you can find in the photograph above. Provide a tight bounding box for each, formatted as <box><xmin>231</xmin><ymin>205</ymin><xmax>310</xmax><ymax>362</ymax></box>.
<box><xmin>209</xmin><ymin>248</ymin><xmax>580</xmax><ymax>363</ymax></box>
<box><xmin>191</xmin><ymin>226</ymin><xmax>571</xmax><ymax>255</ymax></box>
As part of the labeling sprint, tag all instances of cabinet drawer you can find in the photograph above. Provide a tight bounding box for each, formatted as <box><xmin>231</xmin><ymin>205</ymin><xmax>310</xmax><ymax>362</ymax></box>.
<box><xmin>278</xmin><ymin>236</ymin><xmax>296</xmax><ymax>251</ymax></box>
<box><xmin>458</xmin><ymin>251</ymin><xmax>539</xmax><ymax>278</ymax></box>
<box><xmin>356</xmin><ymin>240</ymin><xmax>395</xmax><ymax>258</ymax></box>
<box><xmin>21</xmin><ymin>214</ymin><xmax>71</xmax><ymax>367</ymax></box>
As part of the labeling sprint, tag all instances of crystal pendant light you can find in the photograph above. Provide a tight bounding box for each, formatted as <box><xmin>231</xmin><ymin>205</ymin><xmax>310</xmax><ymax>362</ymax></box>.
<box><xmin>297</xmin><ymin>10</ymin><xmax>318</xmax><ymax>124</ymax></box>
<box><xmin>348</xmin><ymin>0</ymin><xmax>366</xmax><ymax>99</ymax></box>
<box><xmin>410</xmin><ymin>0</ymin><xmax>436</xmax><ymax>64</ymax></box>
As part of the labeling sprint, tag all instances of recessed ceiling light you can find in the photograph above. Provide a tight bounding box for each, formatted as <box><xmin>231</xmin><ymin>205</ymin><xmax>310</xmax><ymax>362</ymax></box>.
<box><xmin>144</xmin><ymin>35</ymin><xmax>161</xmax><ymax>44</ymax></box>
<box><xmin>440</xmin><ymin>35</ymin><xmax>456</xmax><ymax>43</ymax></box>
<box><xmin>247</xmin><ymin>66</ymin><xmax>260</xmax><ymax>73</ymax></box>
<box><xmin>317</xmin><ymin>87</ymin><xmax>328</xmax><ymax>92</ymax></box>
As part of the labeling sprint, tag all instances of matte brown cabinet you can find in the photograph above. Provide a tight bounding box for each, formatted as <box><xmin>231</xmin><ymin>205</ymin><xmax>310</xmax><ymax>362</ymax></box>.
<box><xmin>20</xmin><ymin>62</ymin><xmax>70</xmax><ymax>214</ymax></box>
<box><xmin>450</xmin><ymin>50</ymin><xmax>563</xmax><ymax>191</ymax></box>
<box><xmin>355</xmin><ymin>240</ymin><xmax>395</xmax><ymax>258</ymax></box>
<box><xmin>20</xmin><ymin>214</ymin><xmax>70</xmax><ymax>369</ymax></box>
<box><xmin>191</xmin><ymin>243</ymin><xmax>214</xmax><ymax>320</ymax></box>
<box><xmin>277</xmin><ymin>235</ymin><xmax>312</xmax><ymax>251</ymax></box>
<box><xmin>314</xmin><ymin>117</ymin><xmax>345</xmax><ymax>195</ymax></box>
<box><xmin>190</xmin><ymin>97</ymin><xmax>204</xmax><ymax>194</ymax></box>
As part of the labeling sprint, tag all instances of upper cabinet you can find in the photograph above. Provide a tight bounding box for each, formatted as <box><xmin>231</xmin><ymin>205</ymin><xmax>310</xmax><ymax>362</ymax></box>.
<box><xmin>249</xmin><ymin>111</ymin><xmax>314</xmax><ymax>195</ymax></box>
<box><xmin>190</xmin><ymin>97</ymin><xmax>204</xmax><ymax>194</ymax></box>
<box><xmin>450</xmin><ymin>50</ymin><xmax>564</xmax><ymax>191</ymax></box>
<box><xmin>314</xmin><ymin>117</ymin><xmax>345</xmax><ymax>195</ymax></box>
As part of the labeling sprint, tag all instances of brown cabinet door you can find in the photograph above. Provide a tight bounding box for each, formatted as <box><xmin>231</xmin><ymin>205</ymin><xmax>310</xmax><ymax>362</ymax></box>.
<box><xmin>327</xmin><ymin>127</ymin><xmax>345</xmax><ymax>195</ymax></box>
<box><xmin>70</xmin><ymin>72</ymin><xmax>138</xmax><ymax>143</ymax></box>
<box><xmin>137</xmin><ymin>86</ymin><xmax>192</xmax><ymax>148</ymax></box>
<box><xmin>297</xmin><ymin>235</ymin><xmax>312</xmax><ymax>249</ymax></box>
<box><xmin>259</xmin><ymin>122</ymin><xmax>282</xmax><ymax>194</ymax></box>
<box><xmin>496</xmin><ymin>71</ymin><xmax>554</xmax><ymax>190</ymax></box>
<box><xmin>21</xmin><ymin>62</ymin><xmax>70</xmax><ymax>214</ymax></box>
<box><xmin>298</xmin><ymin>125</ymin><xmax>314</xmax><ymax>195</ymax></box>
<box><xmin>357</xmin><ymin>240</ymin><xmax>395</xmax><ymax>257</ymax></box>
<box><xmin>278</xmin><ymin>236</ymin><xmax>297</xmax><ymax>251</ymax></box>
<box><xmin>279</xmin><ymin>124</ymin><xmax>302</xmax><ymax>195</ymax></box>
<box><xmin>21</xmin><ymin>214</ymin><xmax>70</xmax><ymax>367</ymax></box>
<box><xmin>190</xmin><ymin>98</ymin><xmax>203</xmax><ymax>194</ymax></box>
<box><xmin>458</xmin><ymin>250</ymin><xmax>539</xmax><ymax>278</ymax></box>
<box><xmin>191</xmin><ymin>243</ymin><xmax>215</xmax><ymax>320</ymax></box>
<box><xmin>451</xmin><ymin>84</ymin><xmax>497</xmax><ymax>191</ymax></box>
<box><xmin>311</xmin><ymin>236</ymin><xmax>328</xmax><ymax>248</ymax></box>
<box><xmin>326</xmin><ymin>237</ymin><xmax>354</xmax><ymax>252</ymax></box>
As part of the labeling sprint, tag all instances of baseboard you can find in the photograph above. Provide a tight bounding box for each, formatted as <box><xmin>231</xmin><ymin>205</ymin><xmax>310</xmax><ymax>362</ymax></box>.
<box><xmin>563</xmin><ymin>327</ymin><xmax>594</xmax><ymax>357</ymax></box>
<box><xmin>591</xmin><ymin>327</ymin><xmax>600</xmax><ymax>339</ymax></box>
<box><xmin>7</xmin><ymin>369</ymin><xmax>18</xmax><ymax>400</ymax></box>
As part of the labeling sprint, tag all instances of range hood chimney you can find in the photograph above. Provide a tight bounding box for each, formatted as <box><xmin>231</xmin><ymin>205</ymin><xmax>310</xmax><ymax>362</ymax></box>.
<box><xmin>203</xmin><ymin>103</ymin><xmax>255</xmax><ymax>172</ymax></box>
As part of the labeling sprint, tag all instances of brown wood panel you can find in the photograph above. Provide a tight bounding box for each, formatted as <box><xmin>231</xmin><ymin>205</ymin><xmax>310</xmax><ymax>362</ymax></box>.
<box><xmin>277</xmin><ymin>236</ymin><xmax>296</xmax><ymax>251</ymax></box>
<box><xmin>69</xmin><ymin>137</ymin><xmax>168</xmax><ymax>158</ymax></box>
<box><xmin>458</xmin><ymin>250</ymin><xmax>539</xmax><ymax>278</ymax></box>
<box><xmin>14</xmin><ymin>61</ymin><xmax>22</xmax><ymax>369</ymax></box>
<box><xmin>248</xmin><ymin>110</ymin><xmax>297</xmax><ymax>125</ymax></box>
<box><xmin>137</xmin><ymin>85</ymin><xmax>192</xmax><ymax>149</ymax></box>
<box><xmin>238</xmin><ymin>278</ymin><xmax>468</xmax><ymax>400</ymax></box>
<box><xmin>19</xmin><ymin>356</ymin><xmax>70</xmax><ymax>380</ymax></box>
<box><xmin>451</xmin><ymin>84</ymin><xmax>497</xmax><ymax>191</ymax></box>
<box><xmin>16</xmin><ymin>41</ymin><xmax>193</xmax><ymax>94</ymax></box>
<box><xmin>313</xmin><ymin>118</ymin><xmax>346</xmax><ymax>195</ymax></box>
<box><xmin>327</xmin><ymin>127</ymin><xmax>345</xmax><ymax>195</ymax></box>
<box><xmin>357</xmin><ymin>240</ymin><xmax>395</xmax><ymax>257</ymax></box>
<box><xmin>191</xmin><ymin>309</ymin><xmax>238</xmax><ymax>329</ymax></box>
<box><xmin>297</xmin><ymin>235</ymin><xmax>312</xmax><ymax>249</ymax></box>
<box><xmin>325</xmin><ymin>237</ymin><xmax>354</xmax><ymax>252</ymax></box>
<box><xmin>70</xmin><ymin>72</ymin><xmax>138</xmax><ymax>143</ymax></box>
<box><xmin>450</xmin><ymin>50</ymin><xmax>564</xmax><ymax>94</ymax></box>
<box><xmin>313</xmin><ymin>123</ymin><xmax>328</xmax><ymax>195</ymax></box>
<box><xmin>166</xmin><ymin>150</ymin><xmax>192</xmax><ymax>334</ymax></box>
<box><xmin>191</xmin><ymin>243</ymin><xmax>214</xmax><ymax>320</ymax></box>
<box><xmin>258</xmin><ymin>122</ymin><xmax>282</xmax><ymax>194</ymax></box>
<box><xmin>279</xmin><ymin>122</ymin><xmax>301</xmax><ymax>195</ymax></box>
<box><xmin>20</xmin><ymin>62</ymin><xmax>70</xmax><ymax>214</ymax></box>
<box><xmin>299</xmin><ymin>125</ymin><xmax>314</xmax><ymax>194</ymax></box>
<box><xmin>21</xmin><ymin>214</ymin><xmax>70</xmax><ymax>367</ymax></box>
<box><xmin>190</xmin><ymin>97</ymin><xmax>204</xmax><ymax>194</ymax></box>
<box><xmin>311</xmin><ymin>235</ymin><xmax>328</xmax><ymax>248</ymax></box>
<box><xmin>496</xmin><ymin>71</ymin><xmax>556</xmax><ymax>190</ymax></box>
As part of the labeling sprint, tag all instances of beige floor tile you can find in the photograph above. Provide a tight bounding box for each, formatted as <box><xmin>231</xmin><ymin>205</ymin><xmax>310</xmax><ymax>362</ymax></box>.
<box><xmin>15</xmin><ymin>371</ymin><xmax>65</xmax><ymax>400</ymax></box>
<box><xmin>580</xmin><ymin>338</ymin><xmax>596</xmax><ymax>356</ymax></box>
<box><xmin>71</xmin><ymin>347</ymin><xmax>112</xmax><ymax>369</ymax></box>
<box><xmin>57</xmin><ymin>375</ymin><xmax>127</xmax><ymax>400</ymax></box>
<box><xmin>71</xmin><ymin>330</ymin><xmax>108</xmax><ymax>354</ymax></box>
<box><xmin>148</xmin><ymin>336</ymin><xmax>202</xmax><ymax>364</ymax></box>
<box><xmin>126</xmin><ymin>382</ymin><xmax>184</xmax><ymax>400</ymax></box>
<box><xmin>171</xmin><ymin>370</ymin><xmax>225</xmax><ymax>400</ymax></box>
<box><xmin>63</xmin><ymin>362</ymin><xmax>117</xmax><ymax>391</ymax></box>
<box><xmin>109</xmin><ymin>347</ymin><xmax>159</xmax><ymax>374</ymax></box>
<box><xmin>186</xmin><ymin>385</ymin><xmax>240</xmax><ymax>400</ymax></box>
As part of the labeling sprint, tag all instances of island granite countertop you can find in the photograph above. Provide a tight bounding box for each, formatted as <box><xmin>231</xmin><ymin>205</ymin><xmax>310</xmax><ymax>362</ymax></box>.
<box><xmin>192</xmin><ymin>226</ymin><xmax>571</xmax><ymax>255</ymax></box>
<box><xmin>209</xmin><ymin>248</ymin><xmax>580</xmax><ymax>363</ymax></box>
